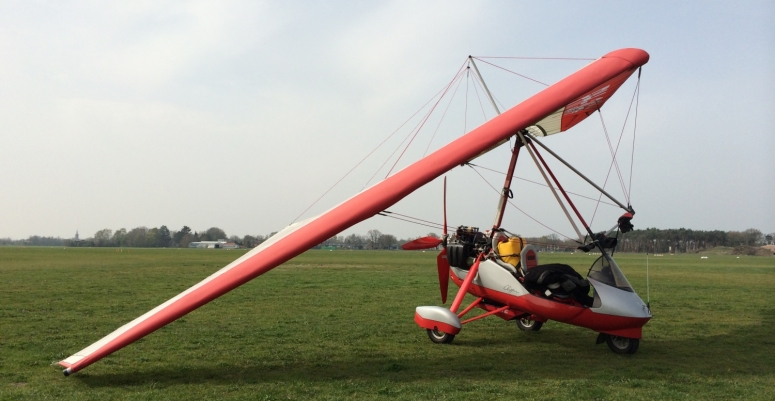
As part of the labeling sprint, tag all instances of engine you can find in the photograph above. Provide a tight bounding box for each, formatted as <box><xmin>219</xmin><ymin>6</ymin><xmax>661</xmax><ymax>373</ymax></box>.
<box><xmin>446</xmin><ymin>226</ymin><xmax>489</xmax><ymax>270</ymax></box>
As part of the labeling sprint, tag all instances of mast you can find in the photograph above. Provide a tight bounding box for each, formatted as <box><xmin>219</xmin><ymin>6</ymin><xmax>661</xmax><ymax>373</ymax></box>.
<box><xmin>492</xmin><ymin>140</ymin><xmax>522</xmax><ymax>230</ymax></box>
<box><xmin>469</xmin><ymin>56</ymin><xmax>517</xmax><ymax>232</ymax></box>
<box><xmin>469</xmin><ymin>56</ymin><xmax>501</xmax><ymax>115</ymax></box>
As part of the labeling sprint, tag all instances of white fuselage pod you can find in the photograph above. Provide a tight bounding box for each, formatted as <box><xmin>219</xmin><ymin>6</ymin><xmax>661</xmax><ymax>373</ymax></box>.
<box><xmin>450</xmin><ymin>260</ymin><xmax>650</xmax><ymax>320</ymax></box>
<box><xmin>450</xmin><ymin>260</ymin><xmax>530</xmax><ymax>298</ymax></box>
<box><xmin>588</xmin><ymin>278</ymin><xmax>651</xmax><ymax>319</ymax></box>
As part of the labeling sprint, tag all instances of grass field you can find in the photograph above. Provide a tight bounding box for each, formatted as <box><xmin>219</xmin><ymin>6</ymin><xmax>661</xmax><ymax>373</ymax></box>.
<box><xmin>1</xmin><ymin>247</ymin><xmax>774</xmax><ymax>400</ymax></box>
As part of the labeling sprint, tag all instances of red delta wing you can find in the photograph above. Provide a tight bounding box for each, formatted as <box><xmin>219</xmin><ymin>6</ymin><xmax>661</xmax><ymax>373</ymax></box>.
<box><xmin>60</xmin><ymin>48</ymin><xmax>649</xmax><ymax>375</ymax></box>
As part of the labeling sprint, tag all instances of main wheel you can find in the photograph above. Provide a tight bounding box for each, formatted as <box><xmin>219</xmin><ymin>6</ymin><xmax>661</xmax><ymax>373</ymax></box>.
<box><xmin>605</xmin><ymin>335</ymin><xmax>640</xmax><ymax>354</ymax></box>
<box><xmin>516</xmin><ymin>316</ymin><xmax>544</xmax><ymax>332</ymax></box>
<box><xmin>426</xmin><ymin>328</ymin><xmax>455</xmax><ymax>344</ymax></box>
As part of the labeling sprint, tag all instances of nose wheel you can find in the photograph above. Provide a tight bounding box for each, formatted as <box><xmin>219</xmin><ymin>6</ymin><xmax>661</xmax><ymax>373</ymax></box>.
<box><xmin>516</xmin><ymin>316</ymin><xmax>544</xmax><ymax>332</ymax></box>
<box><xmin>597</xmin><ymin>333</ymin><xmax>640</xmax><ymax>354</ymax></box>
<box><xmin>426</xmin><ymin>328</ymin><xmax>455</xmax><ymax>344</ymax></box>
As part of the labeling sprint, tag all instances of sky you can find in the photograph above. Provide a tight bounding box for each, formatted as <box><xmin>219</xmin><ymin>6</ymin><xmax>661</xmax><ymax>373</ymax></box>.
<box><xmin>1</xmin><ymin>0</ymin><xmax>773</xmax><ymax>241</ymax></box>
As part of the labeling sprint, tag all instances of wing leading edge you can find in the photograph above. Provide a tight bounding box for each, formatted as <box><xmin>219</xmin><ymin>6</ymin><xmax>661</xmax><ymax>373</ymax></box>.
<box><xmin>60</xmin><ymin>48</ymin><xmax>649</xmax><ymax>375</ymax></box>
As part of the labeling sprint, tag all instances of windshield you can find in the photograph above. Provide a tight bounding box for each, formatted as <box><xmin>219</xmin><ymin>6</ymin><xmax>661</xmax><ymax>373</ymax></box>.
<box><xmin>588</xmin><ymin>255</ymin><xmax>633</xmax><ymax>292</ymax></box>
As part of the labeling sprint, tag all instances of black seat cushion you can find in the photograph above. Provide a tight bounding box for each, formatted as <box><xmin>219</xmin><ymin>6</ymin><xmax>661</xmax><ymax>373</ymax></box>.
<box><xmin>523</xmin><ymin>263</ymin><xmax>593</xmax><ymax>306</ymax></box>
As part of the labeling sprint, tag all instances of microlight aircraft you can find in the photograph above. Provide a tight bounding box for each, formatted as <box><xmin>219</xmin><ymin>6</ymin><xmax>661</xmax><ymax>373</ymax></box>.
<box><xmin>60</xmin><ymin>48</ymin><xmax>650</xmax><ymax>375</ymax></box>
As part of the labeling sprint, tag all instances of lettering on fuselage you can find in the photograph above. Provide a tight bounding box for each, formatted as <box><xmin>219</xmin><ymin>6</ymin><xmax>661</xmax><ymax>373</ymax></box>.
<box><xmin>503</xmin><ymin>285</ymin><xmax>520</xmax><ymax>295</ymax></box>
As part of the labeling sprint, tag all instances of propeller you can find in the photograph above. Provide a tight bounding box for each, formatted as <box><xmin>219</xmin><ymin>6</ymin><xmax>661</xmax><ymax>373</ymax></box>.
<box><xmin>401</xmin><ymin>236</ymin><xmax>442</xmax><ymax>250</ymax></box>
<box><xmin>398</xmin><ymin>177</ymin><xmax>450</xmax><ymax>303</ymax></box>
<box><xmin>438</xmin><ymin>177</ymin><xmax>450</xmax><ymax>303</ymax></box>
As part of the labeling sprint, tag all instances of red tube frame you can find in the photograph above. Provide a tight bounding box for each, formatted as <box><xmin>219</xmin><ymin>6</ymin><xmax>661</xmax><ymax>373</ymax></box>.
<box><xmin>449</xmin><ymin>254</ymin><xmax>483</xmax><ymax>313</ymax></box>
<box><xmin>456</xmin><ymin>297</ymin><xmax>483</xmax><ymax>318</ymax></box>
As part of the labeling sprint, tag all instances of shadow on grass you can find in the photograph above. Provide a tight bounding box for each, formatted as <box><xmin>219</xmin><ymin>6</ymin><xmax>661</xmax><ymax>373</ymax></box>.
<box><xmin>75</xmin><ymin>308</ymin><xmax>775</xmax><ymax>387</ymax></box>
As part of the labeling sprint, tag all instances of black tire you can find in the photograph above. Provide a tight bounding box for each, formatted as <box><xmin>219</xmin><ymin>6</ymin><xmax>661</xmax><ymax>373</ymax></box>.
<box><xmin>516</xmin><ymin>316</ymin><xmax>544</xmax><ymax>332</ymax></box>
<box><xmin>426</xmin><ymin>328</ymin><xmax>455</xmax><ymax>344</ymax></box>
<box><xmin>605</xmin><ymin>335</ymin><xmax>640</xmax><ymax>354</ymax></box>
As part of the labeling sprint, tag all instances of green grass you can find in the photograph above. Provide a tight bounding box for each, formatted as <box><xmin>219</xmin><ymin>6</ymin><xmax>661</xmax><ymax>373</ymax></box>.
<box><xmin>1</xmin><ymin>247</ymin><xmax>774</xmax><ymax>400</ymax></box>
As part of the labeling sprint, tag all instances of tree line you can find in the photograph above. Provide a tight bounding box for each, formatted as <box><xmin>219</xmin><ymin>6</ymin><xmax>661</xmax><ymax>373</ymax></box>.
<box><xmin>0</xmin><ymin>226</ymin><xmax>419</xmax><ymax>250</ymax></box>
<box><xmin>0</xmin><ymin>226</ymin><xmax>270</xmax><ymax>249</ymax></box>
<box><xmin>318</xmin><ymin>229</ymin><xmax>427</xmax><ymax>250</ymax></box>
<box><xmin>523</xmin><ymin>227</ymin><xmax>771</xmax><ymax>254</ymax></box>
<box><xmin>1</xmin><ymin>226</ymin><xmax>772</xmax><ymax>253</ymax></box>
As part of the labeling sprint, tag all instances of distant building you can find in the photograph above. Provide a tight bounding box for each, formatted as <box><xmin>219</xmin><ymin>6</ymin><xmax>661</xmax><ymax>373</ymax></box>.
<box><xmin>188</xmin><ymin>239</ymin><xmax>240</xmax><ymax>249</ymax></box>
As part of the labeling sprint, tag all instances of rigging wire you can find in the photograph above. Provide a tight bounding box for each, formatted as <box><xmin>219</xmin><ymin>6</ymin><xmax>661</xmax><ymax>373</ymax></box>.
<box><xmin>467</xmin><ymin>64</ymin><xmax>515</xmax><ymax>153</ymax></box>
<box><xmin>467</xmin><ymin>63</ymin><xmax>510</xmax><ymax>118</ymax></box>
<box><xmin>378</xmin><ymin>212</ymin><xmax>446</xmax><ymax>231</ymax></box>
<box><xmin>467</xmin><ymin>163</ymin><xmax>577</xmax><ymax>242</ymax></box>
<box><xmin>293</xmin><ymin>55</ymin><xmax>635</xmax><ymax>240</ymax></box>
<box><xmin>384</xmin><ymin>65</ymin><xmax>469</xmax><ymax>178</ymax></box>
<box><xmin>364</xmin><ymin>104</ymin><xmax>439</xmax><ymax>189</ymax></box>
<box><xmin>422</xmin><ymin>66</ymin><xmax>468</xmax><ymax>157</ymax></box>
<box><xmin>471</xmin><ymin>57</ymin><xmax>549</xmax><ymax>86</ymax></box>
<box><xmin>610</xmin><ymin>80</ymin><xmax>642</xmax><ymax>204</ymax></box>
<box><xmin>589</xmin><ymin>81</ymin><xmax>641</xmax><ymax>225</ymax></box>
<box><xmin>628</xmin><ymin>71</ymin><xmax>642</xmax><ymax>204</ymax></box>
<box><xmin>468</xmin><ymin>163</ymin><xmax>619</xmax><ymax>207</ymax></box>
<box><xmin>463</xmin><ymin>68</ymin><xmax>470</xmax><ymax>136</ymax></box>
<box><xmin>473</xmin><ymin>56</ymin><xmax>596</xmax><ymax>61</ymax></box>
<box><xmin>380</xmin><ymin>210</ymin><xmax>578</xmax><ymax>249</ymax></box>
<box><xmin>646</xmin><ymin>253</ymin><xmax>650</xmax><ymax>310</ymax></box>
<box><xmin>362</xmin><ymin>113</ymin><xmax>427</xmax><ymax>190</ymax></box>
<box><xmin>367</xmin><ymin>67</ymin><xmax>468</xmax><ymax>188</ymax></box>
<box><xmin>597</xmin><ymin>110</ymin><xmax>629</xmax><ymax>201</ymax></box>
<box><xmin>469</xmin><ymin>66</ymin><xmax>490</xmax><ymax>122</ymax></box>
<box><xmin>290</xmin><ymin>60</ymin><xmax>470</xmax><ymax>224</ymax></box>
<box><xmin>380</xmin><ymin>210</ymin><xmax>451</xmax><ymax>231</ymax></box>
<box><xmin>519</xmin><ymin>132</ymin><xmax>586</xmax><ymax>241</ymax></box>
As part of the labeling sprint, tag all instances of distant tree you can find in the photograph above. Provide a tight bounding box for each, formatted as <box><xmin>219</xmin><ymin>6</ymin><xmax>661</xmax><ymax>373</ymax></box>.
<box><xmin>427</xmin><ymin>232</ymin><xmax>440</xmax><ymax>238</ymax></box>
<box><xmin>344</xmin><ymin>234</ymin><xmax>365</xmax><ymax>249</ymax></box>
<box><xmin>179</xmin><ymin>232</ymin><xmax>195</xmax><ymax>248</ymax></box>
<box><xmin>146</xmin><ymin>227</ymin><xmax>160</xmax><ymax>247</ymax></box>
<box><xmin>202</xmin><ymin>227</ymin><xmax>227</xmax><ymax>241</ymax></box>
<box><xmin>379</xmin><ymin>234</ymin><xmax>397</xmax><ymax>249</ymax></box>
<box><xmin>93</xmin><ymin>229</ymin><xmax>113</xmax><ymax>247</ymax></box>
<box><xmin>24</xmin><ymin>236</ymin><xmax>65</xmax><ymax>246</ymax></box>
<box><xmin>242</xmin><ymin>235</ymin><xmax>263</xmax><ymax>248</ymax></box>
<box><xmin>545</xmin><ymin>233</ymin><xmax>561</xmax><ymax>242</ymax></box>
<box><xmin>367</xmin><ymin>229</ymin><xmax>382</xmax><ymax>249</ymax></box>
<box><xmin>125</xmin><ymin>227</ymin><xmax>149</xmax><ymax>247</ymax></box>
<box><xmin>157</xmin><ymin>225</ymin><xmax>172</xmax><ymax>247</ymax></box>
<box><xmin>111</xmin><ymin>228</ymin><xmax>127</xmax><ymax>247</ymax></box>
<box><xmin>743</xmin><ymin>228</ymin><xmax>763</xmax><ymax>246</ymax></box>
<box><xmin>323</xmin><ymin>235</ymin><xmax>344</xmax><ymax>247</ymax></box>
<box><xmin>726</xmin><ymin>231</ymin><xmax>745</xmax><ymax>247</ymax></box>
<box><xmin>173</xmin><ymin>226</ymin><xmax>192</xmax><ymax>247</ymax></box>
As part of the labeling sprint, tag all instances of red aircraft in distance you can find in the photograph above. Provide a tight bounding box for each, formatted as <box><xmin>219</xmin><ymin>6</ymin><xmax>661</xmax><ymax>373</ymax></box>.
<box><xmin>60</xmin><ymin>48</ymin><xmax>651</xmax><ymax>376</ymax></box>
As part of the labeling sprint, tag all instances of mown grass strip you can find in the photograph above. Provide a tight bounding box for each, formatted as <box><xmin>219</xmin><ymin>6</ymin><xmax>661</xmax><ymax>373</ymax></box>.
<box><xmin>1</xmin><ymin>248</ymin><xmax>773</xmax><ymax>400</ymax></box>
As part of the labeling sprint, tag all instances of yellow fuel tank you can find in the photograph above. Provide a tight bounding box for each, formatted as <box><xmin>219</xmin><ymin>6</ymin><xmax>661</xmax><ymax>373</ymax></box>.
<box><xmin>498</xmin><ymin>237</ymin><xmax>525</xmax><ymax>267</ymax></box>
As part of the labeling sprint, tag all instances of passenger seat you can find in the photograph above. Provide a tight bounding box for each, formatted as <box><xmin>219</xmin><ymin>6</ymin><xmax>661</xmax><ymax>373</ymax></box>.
<box><xmin>520</xmin><ymin>245</ymin><xmax>539</xmax><ymax>276</ymax></box>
